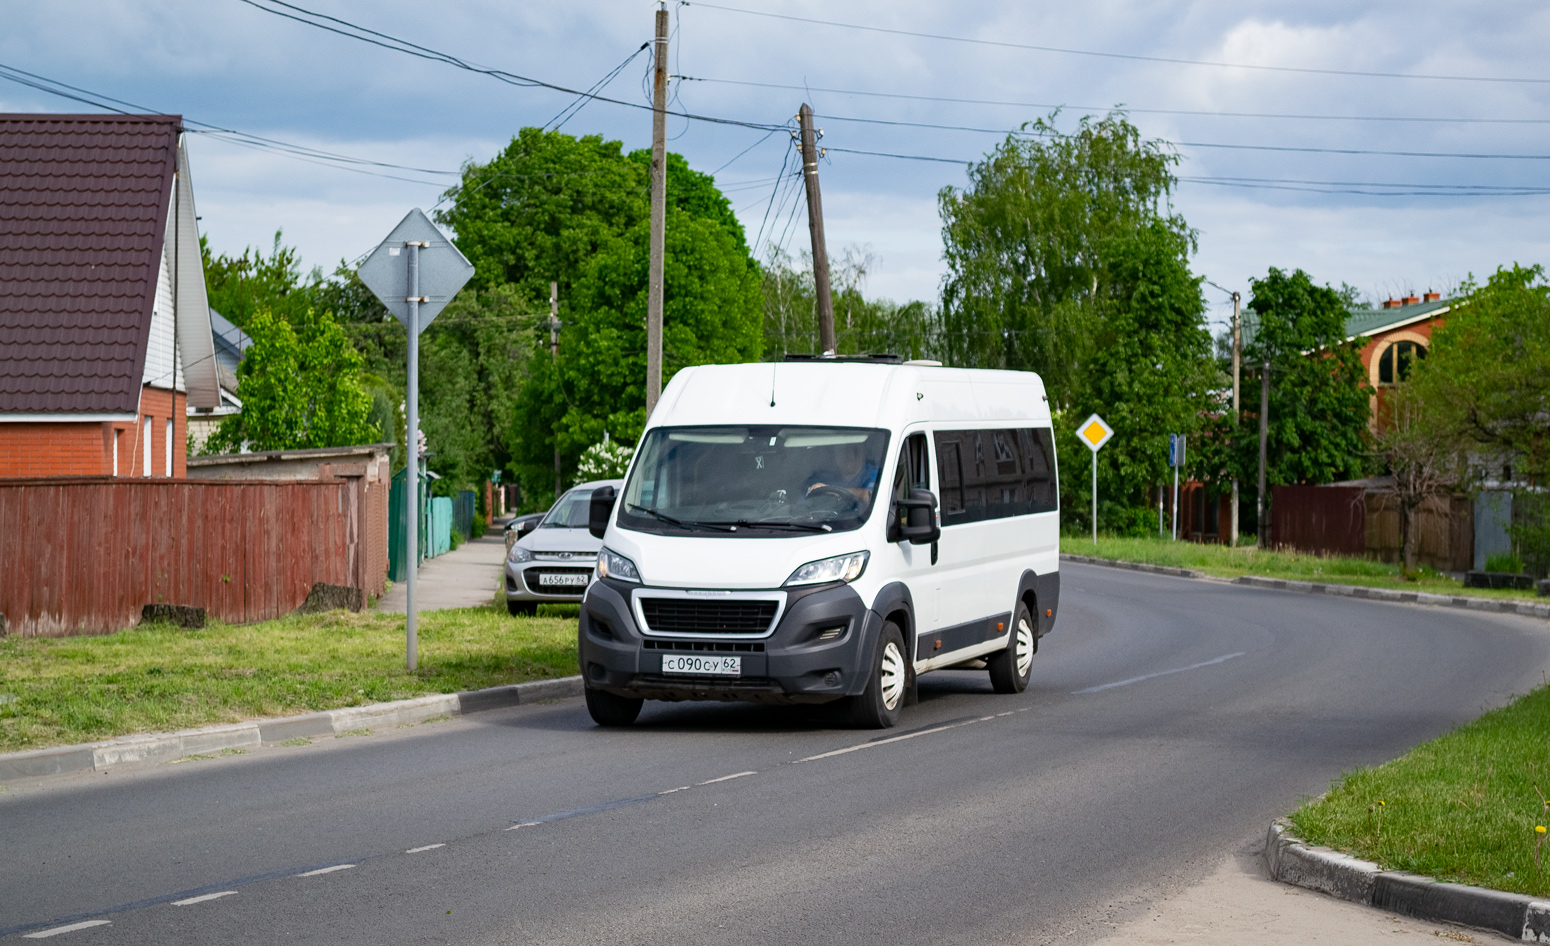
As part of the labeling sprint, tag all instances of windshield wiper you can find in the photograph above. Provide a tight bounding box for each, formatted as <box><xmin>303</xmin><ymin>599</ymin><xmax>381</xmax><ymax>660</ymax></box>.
<box><xmin>715</xmin><ymin>519</ymin><xmax>834</xmax><ymax>533</ymax></box>
<box><xmin>626</xmin><ymin>504</ymin><xmax>736</xmax><ymax>532</ymax></box>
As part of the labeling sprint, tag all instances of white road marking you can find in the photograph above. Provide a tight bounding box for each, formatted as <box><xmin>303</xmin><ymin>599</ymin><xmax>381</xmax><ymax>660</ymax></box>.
<box><xmin>172</xmin><ymin>891</ymin><xmax>236</xmax><ymax>906</ymax></box>
<box><xmin>404</xmin><ymin>844</ymin><xmax>445</xmax><ymax>854</ymax></box>
<box><xmin>793</xmin><ymin>722</ymin><xmax>966</xmax><ymax>763</ymax></box>
<box><xmin>1074</xmin><ymin>652</ymin><xmax>1246</xmax><ymax>694</ymax></box>
<box><xmin>658</xmin><ymin>786</ymin><xmax>691</xmax><ymax>795</ymax></box>
<box><xmin>297</xmin><ymin>864</ymin><xmax>355</xmax><ymax>876</ymax></box>
<box><xmin>505</xmin><ymin>822</ymin><xmax>538</xmax><ymax>831</ymax></box>
<box><xmin>23</xmin><ymin>920</ymin><xmax>111</xmax><ymax>938</ymax></box>
<box><xmin>698</xmin><ymin>771</ymin><xmax>756</xmax><ymax>785</ymax></box>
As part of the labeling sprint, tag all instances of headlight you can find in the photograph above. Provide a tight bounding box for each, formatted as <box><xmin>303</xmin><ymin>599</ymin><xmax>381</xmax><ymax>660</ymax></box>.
<box><xmin>508</xmin><ymin>545</ymin><xmax>533</xmax><ymax>563</ymax></box>
<box><xmin>598</xmin><ymin>547</ymin><xmax>640</xmax><ymax>583</ymax></box>
<box><xmin>784</xmin><ymin>551</ymin><xmax>869</xmax><ymax>586</ymax></box>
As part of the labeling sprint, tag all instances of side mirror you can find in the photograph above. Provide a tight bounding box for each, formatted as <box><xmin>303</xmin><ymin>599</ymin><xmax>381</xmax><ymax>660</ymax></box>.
<box><xmin>588</xmin><ymin>486</ymin><xmax>617</xmax><ymax>540</ymax></box>
<box><xmin>892</xmin><ymin>488</ymin><xmax>940</xmax><ymax>546</ymax></box>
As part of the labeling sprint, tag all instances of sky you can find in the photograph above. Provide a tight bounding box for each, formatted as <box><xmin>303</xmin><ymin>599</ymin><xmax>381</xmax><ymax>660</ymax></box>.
<box><xmin>4</xmin><ymin>0</ymin><xmax>1548</xmax><ymax>334</ymax></box>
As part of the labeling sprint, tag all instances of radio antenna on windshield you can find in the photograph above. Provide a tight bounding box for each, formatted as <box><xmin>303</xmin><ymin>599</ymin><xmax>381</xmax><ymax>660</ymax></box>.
<box><xmin>769</xmin><ymin>361</ymin><xmax>777</xmax><ymax>407</ymax></box>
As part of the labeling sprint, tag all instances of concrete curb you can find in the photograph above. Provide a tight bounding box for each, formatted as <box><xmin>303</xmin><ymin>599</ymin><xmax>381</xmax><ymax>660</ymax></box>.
<box><xmin>1060</xmin><ymin>553</ymin><xmax>1204</xmax><ymax>580</ymax></box>
<box><xmin>1264</xmin><ymin>821</ymin><xmax>1550</xmax><ymax>942</ymax></box>
<box><xmin>1061</xmin><ymin>554</ymin><xmax>1550</xmax><ymax>620</ymax></box>
<box><xmin>0</xmin><ymin>675</ymin><xmax>584</xmax><ymax>783</ymax></box>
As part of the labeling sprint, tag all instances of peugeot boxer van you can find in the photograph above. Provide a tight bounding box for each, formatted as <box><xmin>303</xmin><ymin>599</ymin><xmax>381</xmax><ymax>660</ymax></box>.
<box><xmin>579</xmin><ymin>359</ymin><xmax>1060</xmax><ymax>728</ymax></box>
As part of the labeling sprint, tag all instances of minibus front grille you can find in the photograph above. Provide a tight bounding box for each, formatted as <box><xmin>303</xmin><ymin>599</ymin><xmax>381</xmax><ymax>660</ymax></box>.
<box><xmin>638</xmin><ymin>598</ymin><xmax>779</xmax><ymax>635</ymax></box>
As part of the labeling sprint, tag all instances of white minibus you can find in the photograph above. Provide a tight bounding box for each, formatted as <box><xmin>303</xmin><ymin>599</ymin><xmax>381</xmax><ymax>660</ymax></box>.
<box><xmin>580</xmin><ymin>358</ymin><xmax>1061</xmax><ymax>728</ymax></box>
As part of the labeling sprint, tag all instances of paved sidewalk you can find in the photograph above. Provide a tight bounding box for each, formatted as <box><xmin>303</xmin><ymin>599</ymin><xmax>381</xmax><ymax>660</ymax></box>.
<box><xmin>376</xmin><ymin>531</ymin><xmax>507</xmax><ymax>613</ymax></box>
<box><xmin>1089</xmin><ymin>848</ymin><xmax>1490</xmax><ymax>945</ymax></box>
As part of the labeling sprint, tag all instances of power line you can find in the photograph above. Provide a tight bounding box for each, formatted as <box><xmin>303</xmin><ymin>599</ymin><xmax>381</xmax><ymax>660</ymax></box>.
<box><xmin>238</xmin><ymin>0</ymin><xmax>785</xmax><ymax>132</ymax></box>
<box><xmin>544</xmin><ymin>43</ymin><xmax>650</xmax><ymax>131</ymax></box>
<box><xmin>0</xmin><ymin>61</ymin><xmax>460</xmax><ymax>182</ymax></box>
<box><xmin>1179</xmin><ymin>177</ymin><xmax>1550</xmax><ymax>197</ymax></box>
<box><xmin>684</xmin><ymin>2</ymin><xmax>1550</xmax><ymax>86</ymax></box>
<box><xmin>680</xmin><ymin>75</ymin><xmax>1550</xmax><ymax>126</ymax></box>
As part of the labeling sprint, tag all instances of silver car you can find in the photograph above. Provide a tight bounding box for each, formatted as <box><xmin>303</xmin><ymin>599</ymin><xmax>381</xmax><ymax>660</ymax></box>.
<box><xmin>503</xmin><ymin>480</ymin><xmax>623</xmax><ymax>616</ymax></box>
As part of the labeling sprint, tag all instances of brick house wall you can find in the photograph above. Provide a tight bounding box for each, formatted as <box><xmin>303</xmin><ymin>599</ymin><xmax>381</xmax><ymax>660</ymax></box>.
<box><xmin>0</xmin><ymin>385</ymin><xmax>185</xmax><ymax>478</ymax></box>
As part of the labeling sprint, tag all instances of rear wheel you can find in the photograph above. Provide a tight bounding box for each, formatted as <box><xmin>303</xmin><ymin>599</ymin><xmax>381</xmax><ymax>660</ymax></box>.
<box><xmin>844</xmin><ymin>621</ymin><xmax>907</xmax><ymax>729</ymax></box>
<box><xmin>584</xmin><ymin>686</ymin><xmax>644</xmax><ymax>726</ymax></box>
<box><xmin>987</xmin><ymin>602</ymin><xmax>1036</xmax><ymax>694</ymax></box>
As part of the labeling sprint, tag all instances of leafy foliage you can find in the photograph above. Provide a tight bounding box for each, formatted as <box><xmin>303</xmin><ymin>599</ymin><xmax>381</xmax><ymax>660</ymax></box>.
<box><xmin>1408</xmin><ymin>264</ymin><xmax>1550</xmax><ymax>483</ymax></box>
<box><xmin>938</xmin><ymin>113</ymin><xmax>1215</xmax><ymax>528</ymax></box>
<box><xmin>1228</xmin><ymin>268</ymin><xmax>1373</xmax><ymax>494</ymax></box>
<box><xmin>203</xmin><ymin>308</ymin><xmax>377</xmax><ymax>453</ymax></box>
<box><xmin>761</xmin><ymin>246</ymin><xmax>939</xmax><ymax>360</ymax></box>
<box><xmin>938</xmin><ymin>113</ymin><xmax>1191</xmax><ymax>405</ymax></box>
<box><xmin>439</xmin><ymin>128</ymin><xmax>763</xmax><ymax>508</ymax></box>
<box><xmin>574</xmin><ymin>437</ymin><xmax>634</xmax><ymax>484</ymax></box>
<box><xmin>201</xmin><ymin>231</ymin><xmax>316</xmax><ymax>328</ymax></box>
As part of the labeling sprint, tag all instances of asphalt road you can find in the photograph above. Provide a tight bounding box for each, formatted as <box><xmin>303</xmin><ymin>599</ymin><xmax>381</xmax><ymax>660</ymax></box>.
<box><xmin>5</xmin><ymin>563</ymin><xmax>1549</xmax><ymax>945</ymax></box>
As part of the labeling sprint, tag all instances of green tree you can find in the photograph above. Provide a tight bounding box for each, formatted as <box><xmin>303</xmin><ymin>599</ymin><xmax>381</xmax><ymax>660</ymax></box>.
<box><xmin>1404</xmin><ymin>264</ymin><xmax>1550</xmax><ymax>573</ymax></box>
<box><xmin>1234</xmin><ymin>267</ymin><xmax>1372</xmax><ymax>503</ymax></box>
<box><xmin>201</xmin><ymin>231</ymin><xmax>316</xmax><ymax>328</ymax></box>
<box><xmin>204</xmin><ymin>308</ymin><xmax>378</xmax><ymax>453</ymax></box>
<box><xmin>760</xmin><ymin>246</ymin><xmax>939</xmax><ymax>360</ymax></box>
<box><xmin>439</xmin><ymin>128</ymin><xmax>763</xmax><ymax>507</ymax></box>
<box><xmin>938</xmin><ymin>112</ymin><xmax>1214</xmax><ymax>532</ymax></box>
<box><xmin>938</xmin><ymin>112</ymin><xmax>1189</xmax><ymax>405</ymax></box>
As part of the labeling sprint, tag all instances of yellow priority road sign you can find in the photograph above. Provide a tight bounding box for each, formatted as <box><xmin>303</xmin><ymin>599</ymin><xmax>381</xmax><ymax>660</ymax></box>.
<box><xmin>1078</xmin><ymin>413</ymin><xmax>1114</xmax><ymax>452</ymax></box>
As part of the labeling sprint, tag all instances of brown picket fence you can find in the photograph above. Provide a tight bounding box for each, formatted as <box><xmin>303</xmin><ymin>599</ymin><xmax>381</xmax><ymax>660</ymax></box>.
<box><xmin>0</xmin><ymin>476</ymin><xmax>383</xmax><ymax>637</ymax></box>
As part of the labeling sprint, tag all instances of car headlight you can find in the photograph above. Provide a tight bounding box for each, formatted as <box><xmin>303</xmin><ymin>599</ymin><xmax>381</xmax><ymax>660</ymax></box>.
<box><xmin>598</xmin><ymin>547</ymin><xmax>640</xmax><ymax>583</ymax></box>
<box><xmin>508</xmin><ymin>545</ymin><xmax>533</xmax><ymax>563</ymax></box>
<box><xmin>784</xmin><ymin>551</ymin><xmax>869</xmax><ymax>586</ymax></box>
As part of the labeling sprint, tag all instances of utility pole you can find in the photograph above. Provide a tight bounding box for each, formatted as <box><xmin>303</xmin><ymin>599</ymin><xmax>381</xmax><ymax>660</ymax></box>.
<box><xmin>797</xmin><ymin>103</ymin><xmax>836</xmax><ymax>354</ymax></box>
<box><xmin>1230</xmin><ymin>291</ymin><xmax>1241</xmax><ymax>547</ymax></box>
<box><xmin>1257</xmin><ymin>358</ymin><xmax>1270</xmax><ymax>549</ymax></box>
<box><xmin>550</xmin><ymin>280</ymin><xmax>561</xmax><ymax>499</ymax></box>
<box><xmin>645</xmin><ymin>3</ymin><xmax>668</xmax><ymax>415</ymax></box>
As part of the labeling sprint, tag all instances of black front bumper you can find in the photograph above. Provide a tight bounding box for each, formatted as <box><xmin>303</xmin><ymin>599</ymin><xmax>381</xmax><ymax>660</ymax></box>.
<box><xmin>578</xmin><ymin>578</ymin><xmax>877</xmax><ymax>704</ymax></box>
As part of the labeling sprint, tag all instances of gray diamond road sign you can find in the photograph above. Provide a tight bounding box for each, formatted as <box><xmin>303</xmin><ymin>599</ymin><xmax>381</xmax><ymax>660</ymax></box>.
<box><xmin>357</xmin><ymin>208</ymin><xmax>474</xmax><ymax>333</ymax></box>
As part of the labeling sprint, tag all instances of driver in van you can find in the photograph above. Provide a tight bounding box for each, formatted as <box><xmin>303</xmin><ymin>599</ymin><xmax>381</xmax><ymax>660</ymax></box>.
<box><xmin>804</xmin><ymin>441</ymin><xmax>879</xmax><ymax>506</ymax></box>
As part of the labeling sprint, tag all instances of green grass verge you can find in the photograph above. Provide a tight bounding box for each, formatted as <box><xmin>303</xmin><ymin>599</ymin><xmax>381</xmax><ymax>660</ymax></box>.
<box><xmin>1067</xmin><ymin>535</ymin><xmax>1542</xmax><ymax>600</ymax></box>
<box><xmin>0</xmin><ymin>604</ymin><xmax>579</xmax><ymax>754</ymax></box>
<box><xmin>1290</xmin><ymin>684</ymin><xmax>1550</xmax><ymax>897</ymax></box>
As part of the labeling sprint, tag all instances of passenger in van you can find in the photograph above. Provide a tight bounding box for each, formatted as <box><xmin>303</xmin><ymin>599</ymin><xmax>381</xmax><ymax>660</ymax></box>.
<box><xmin>804</xmin><ymin>441</ymin><xmax>880</xmax><ymax>506</ymax></box>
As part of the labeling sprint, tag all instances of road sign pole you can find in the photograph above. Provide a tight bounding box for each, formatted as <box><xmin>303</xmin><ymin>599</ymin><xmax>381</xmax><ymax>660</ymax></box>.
<box><xmin>1091</xmin><ymin>450</ymin><xmax>1098</xmax><ymax>546</ymax></box>
<box><xmin>406</xmin><ymin>241</ymin><xmax>420</xmax><ymax>672</ymax></box>
<box><xmin>1172</xmin><ymin>464</ymin><xmax>1179</xmax><ymax>541</ymax></box>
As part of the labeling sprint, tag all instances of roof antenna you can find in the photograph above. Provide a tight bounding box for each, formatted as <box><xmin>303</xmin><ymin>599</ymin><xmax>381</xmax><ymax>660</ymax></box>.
<box><xmin>769</xmin><ymin>361</ymin><xmax>777</xmax><ymax>407</ymax></box>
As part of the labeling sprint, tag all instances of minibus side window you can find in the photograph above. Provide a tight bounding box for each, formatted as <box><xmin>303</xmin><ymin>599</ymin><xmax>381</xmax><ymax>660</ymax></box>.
<box><xmin>935</xmin><ymin>427</ymin><xmax>1058</xmax><ymax>524</ymax></box>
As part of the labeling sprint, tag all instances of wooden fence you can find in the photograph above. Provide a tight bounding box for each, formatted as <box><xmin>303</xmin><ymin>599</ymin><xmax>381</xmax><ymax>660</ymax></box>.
<box><xmin>1270</xmin><ymin>484</ymin><xmax>1473</xmax><ymax>571</ymax></box>
<box><xmin>0</xmin><ymin>477</ymin><xmax>386</xmax><ymax>638</ymax></box>
<box><xmin>1271</xmin><ymin>485</ymin><xmax>1367</xmax><ymax>558</ymax></box>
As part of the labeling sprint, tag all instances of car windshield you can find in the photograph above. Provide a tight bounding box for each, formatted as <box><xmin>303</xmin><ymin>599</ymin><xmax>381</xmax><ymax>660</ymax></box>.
<box><xmin>541</xmin><ymin>489</ymin><xmax>595</xmax><ymax>528</ymax></box>
<box><xmin>618</xmin><ymin>426</ymin><xmax>889</xmax><ymax>536</ymax></box>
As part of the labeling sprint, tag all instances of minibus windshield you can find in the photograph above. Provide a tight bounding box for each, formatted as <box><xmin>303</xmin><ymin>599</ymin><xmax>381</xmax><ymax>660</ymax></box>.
<box><xmin>618</xmin><ymin>426</ymin><xmax>890</xmax><ymax>536</ymax></box>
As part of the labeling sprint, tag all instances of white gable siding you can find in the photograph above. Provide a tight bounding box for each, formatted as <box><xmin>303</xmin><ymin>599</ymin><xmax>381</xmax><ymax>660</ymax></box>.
<box><xmin>141</xmin><ymin>206</ymin><xmax>183</xmax><ymax>392</ymax></box>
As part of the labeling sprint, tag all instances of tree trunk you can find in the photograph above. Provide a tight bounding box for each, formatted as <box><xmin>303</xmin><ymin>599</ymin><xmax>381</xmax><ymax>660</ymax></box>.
<box><xmin>1401</xmin><ymin>500</ymin><xmax>1420</xmax><ymax>572</ymax></box>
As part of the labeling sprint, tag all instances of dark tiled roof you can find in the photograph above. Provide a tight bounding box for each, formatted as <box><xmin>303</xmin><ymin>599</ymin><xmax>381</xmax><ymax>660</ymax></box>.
<box><xmin>1345</xmin><ymin>298</ymin><xmax>1451</xmax><ymax>339</ymax></box>
<box><xmin>0</xmin><ymin>114</ymin><xmax>180</xmax><ymax>413</ymax></box>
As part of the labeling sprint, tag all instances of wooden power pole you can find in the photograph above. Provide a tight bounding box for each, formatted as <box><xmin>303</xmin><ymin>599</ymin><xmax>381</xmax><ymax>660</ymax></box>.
<box><xmin>797</xmin><ymin>103</ymin><xmax>836</xmax><ymax>354</ymax></box>
<box><xmin>645</xmin><ymin>4</ymin><xmax>668</xmax><ymax>414</ymax></box>
<box><xmin>1230</xmin><ymin>290</ymin><xmax>1241</xmax><ymax>547</ymax></box>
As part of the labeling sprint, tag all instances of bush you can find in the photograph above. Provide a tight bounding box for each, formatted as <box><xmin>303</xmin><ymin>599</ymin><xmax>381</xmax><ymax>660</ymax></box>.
<box><xmin>1483</xmin><ymin>551</ymin><xmax>1524</xmax><ymax>574</ymax></box>
<box><xmin>470</xmin><ymin>513</ymin><xmax>486</xmax><ymax>539</ymax></box>
<box><xmin>449</xmin><ymin>528</ymin><xmax>465</xmax><ymax>552</ymax></box>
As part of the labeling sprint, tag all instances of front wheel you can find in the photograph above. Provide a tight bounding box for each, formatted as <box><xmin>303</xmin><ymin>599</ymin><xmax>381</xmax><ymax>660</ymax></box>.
<box><xmin>843</xmin><ymin>621</ymin><xmax>907</xmax><ymax>729</ymax></box>
<box><xmin>987</xmin><ymin>602</ymin><xmax>1036</xmax><ymax>694</ymax></box>
<box><xmin>584</xmin><ymin>685</ymin><xmax>644</xmax><ymax>726</ymax></box>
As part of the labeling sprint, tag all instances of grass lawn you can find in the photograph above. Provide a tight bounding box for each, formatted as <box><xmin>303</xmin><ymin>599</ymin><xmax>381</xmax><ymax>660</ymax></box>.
<box><xmin>1290</xmin><ymin>684</ymin><xmax>1550</xmax><ymax>897</ymax></box>
<box><xmin>1065</xmin><ymin>534</ymin><xmax>1543</xmax><ymax>601</ymax></box>
<box><xmin>0</xmin><ymin>605</ymin><xmax>579</xmax><ymax>755</ymax></box>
